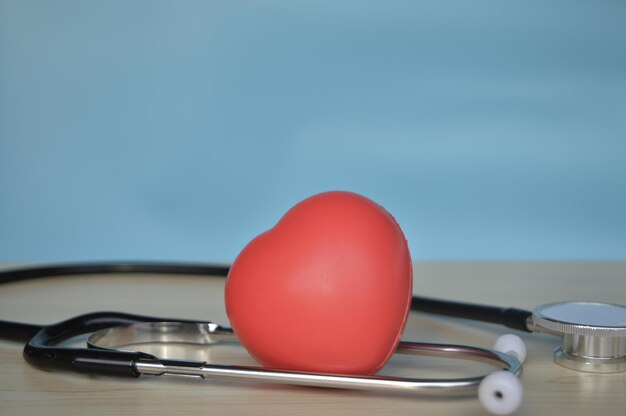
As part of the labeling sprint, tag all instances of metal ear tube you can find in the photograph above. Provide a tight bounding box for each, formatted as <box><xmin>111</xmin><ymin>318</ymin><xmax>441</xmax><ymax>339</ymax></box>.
<box><xmin>87</xmin><ymin>321</ymin><xmax>525</xmax><ymax>415</ymax></box>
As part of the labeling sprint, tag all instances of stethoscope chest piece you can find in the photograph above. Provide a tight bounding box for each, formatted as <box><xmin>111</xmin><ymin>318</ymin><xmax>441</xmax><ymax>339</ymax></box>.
<box><xmin>531</xmin><ymin>302</ymin><xmax>626</xmax><ymax>373</ymax></box>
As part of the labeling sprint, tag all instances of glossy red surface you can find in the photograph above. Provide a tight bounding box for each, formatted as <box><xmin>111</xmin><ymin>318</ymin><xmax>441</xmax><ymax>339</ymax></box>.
<box><xmin>225</xmin><ymin>191</ymin><xmax>412</xmax><ymax>375</ymax></box>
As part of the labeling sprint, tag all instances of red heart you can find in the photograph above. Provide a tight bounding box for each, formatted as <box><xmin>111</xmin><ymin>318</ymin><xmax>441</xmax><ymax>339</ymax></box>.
<box><xmin>225</xmin><ymin>191</ymin><xmax>412</xmax><ymax>375</ymax></box>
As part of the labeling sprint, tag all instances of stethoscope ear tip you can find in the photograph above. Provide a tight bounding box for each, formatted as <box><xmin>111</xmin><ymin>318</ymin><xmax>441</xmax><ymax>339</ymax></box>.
<box><xmin>494</xmin><ymin>334</ymin><xmax>527</xmax><ymax>364</ymax></box>
<box><xmin>479</xmin><ymin>370</ymin><xmax>523</xmax><ymax>415</ymax></box>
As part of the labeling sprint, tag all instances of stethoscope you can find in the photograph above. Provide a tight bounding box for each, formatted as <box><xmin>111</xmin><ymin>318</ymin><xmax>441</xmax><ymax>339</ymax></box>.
<box><xmin>1</xmin><ymin>263</ymin><xmax>625</xmax><ymax>415</ymax></box>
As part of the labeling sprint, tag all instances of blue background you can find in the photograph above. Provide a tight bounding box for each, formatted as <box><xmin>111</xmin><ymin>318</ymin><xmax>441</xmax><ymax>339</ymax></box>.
<box><xmin>1</xmin><ymin>1</ymin><xmax>625</xmax><ymax>262</ymax></box>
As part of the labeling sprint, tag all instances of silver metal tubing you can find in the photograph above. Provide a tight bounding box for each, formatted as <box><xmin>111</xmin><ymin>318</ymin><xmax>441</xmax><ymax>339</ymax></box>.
<box><xmin>88</xmin><ymin>322</ymin><xmax>521</xmax><ymax>397</ymax></box>
<box><xmin>87</xmin><ymin>321</ymin><xmax>237</xmax><ymax>348</ymax></box>
<box><xmin>136</xmin><ymin>359</ymin><xmax>476</xmax><ymax>396</ymax></box>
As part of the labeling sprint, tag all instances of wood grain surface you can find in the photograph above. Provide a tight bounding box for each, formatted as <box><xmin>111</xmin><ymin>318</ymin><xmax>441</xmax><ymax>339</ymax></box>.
<box><xmin>1</xmin><ymin>262</ymin><xmax>625</xmax><ymax>415</ymax></box>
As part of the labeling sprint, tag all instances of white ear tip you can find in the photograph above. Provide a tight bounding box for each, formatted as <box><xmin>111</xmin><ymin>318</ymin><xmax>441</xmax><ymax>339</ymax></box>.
<box><xmin>494</xmin><ymin>334</ymin><xmax>527</xmax><ymax>364</ymax></box>
<box><xmin>478</xmin><ymin>371</ymin><xmax>523</xmax><ymax>415</ymax></box>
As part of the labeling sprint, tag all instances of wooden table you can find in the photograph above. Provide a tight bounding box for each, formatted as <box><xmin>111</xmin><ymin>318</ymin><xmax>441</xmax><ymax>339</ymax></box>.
<box><xmin>1</xmin><ymin>262</ymin><xmax>625</xmax><ymax>415</ymax></box>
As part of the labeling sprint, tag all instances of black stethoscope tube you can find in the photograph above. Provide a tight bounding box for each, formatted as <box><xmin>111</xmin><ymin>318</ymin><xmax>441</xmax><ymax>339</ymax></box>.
<box><xmin>0</xmin><ymin>262</ymin><xmax>231</xmax><ymax>284</ymax></box>
<box><xmin>24</xmin><ymin>311</ymin><xmax>169</xmax><ymax>377</ymax></box>
<box><xmin>0</xmin><ymin>263</ymin><xmax>228</xmax><ymax>342</ymax></box>
<box><xmin>410</xmin><ymin>297</ymin><xmax>532</xmax><ymax>332</ymax></box>
<box><xmin>0</xmin><ymin>262</ymin><xmax>532</xmax><ymax>343</ymax></box>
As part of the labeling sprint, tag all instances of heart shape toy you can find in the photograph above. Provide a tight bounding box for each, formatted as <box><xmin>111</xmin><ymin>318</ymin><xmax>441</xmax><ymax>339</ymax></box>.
<box><xmin>225</xmin><ymin>191</ymin><xmax>412</xmax><ymax>375</ymax></box>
